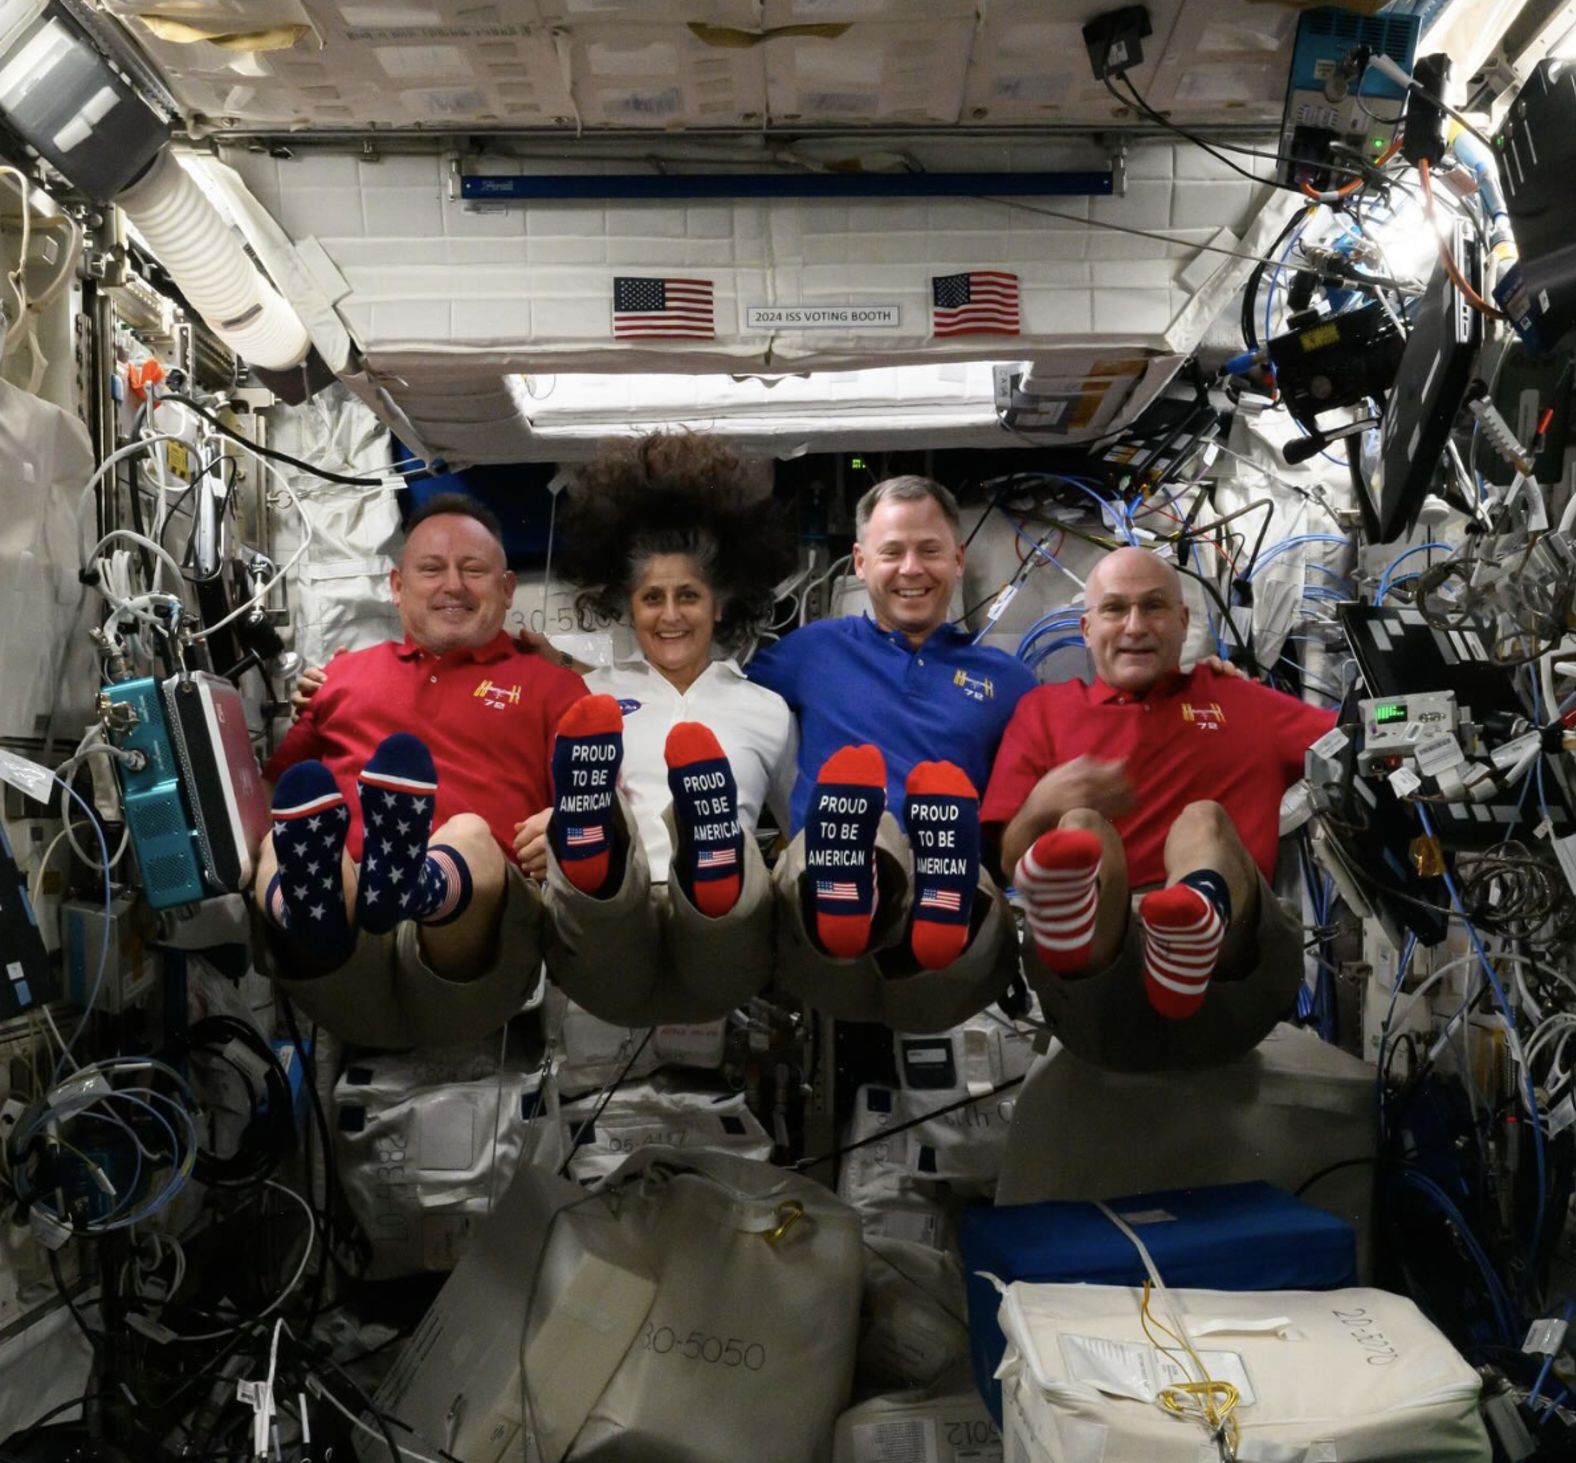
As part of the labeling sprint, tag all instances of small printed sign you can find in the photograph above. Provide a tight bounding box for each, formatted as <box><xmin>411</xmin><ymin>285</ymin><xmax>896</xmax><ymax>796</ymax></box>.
<box><xmin>745</xmin><ymin>304</ymin><xmax>901</xmax><ymax>330</ymax></box>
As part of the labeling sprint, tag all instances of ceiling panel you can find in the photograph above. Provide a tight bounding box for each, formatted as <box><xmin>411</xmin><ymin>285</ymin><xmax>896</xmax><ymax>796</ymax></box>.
<box><xmin>95</xmin><ymin>0</ymin><xmax>1378</xmax><ymax>134</ymax></box>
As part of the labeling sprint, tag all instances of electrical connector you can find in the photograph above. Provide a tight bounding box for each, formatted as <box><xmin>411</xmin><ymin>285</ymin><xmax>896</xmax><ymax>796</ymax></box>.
<box><xmin>1082</xmin><ymin>6</ymin><xmax>1152</xmax><ymax>82</ymax></box>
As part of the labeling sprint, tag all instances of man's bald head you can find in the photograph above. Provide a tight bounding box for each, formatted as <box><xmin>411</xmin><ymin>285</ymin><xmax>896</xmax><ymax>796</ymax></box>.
<box><xmin>1083</xmin><ymin>546</ymin><xmax>1182</xmax><ymax>609</ymax></box>
<box><xmin>1080</xmin><ymin>547</ymin><xmax>1190</xmax><ymax>695</ymax></box>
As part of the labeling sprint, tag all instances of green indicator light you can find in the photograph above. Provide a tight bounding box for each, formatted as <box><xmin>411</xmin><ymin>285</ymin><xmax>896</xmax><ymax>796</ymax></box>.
<box><xmin>1372</xmin><ymin>137</ymin><xmax>1385</xmax><ymax>150</ymax></box>
<box><xmin>850</xmin><ymin>456</ymin><xmax>866</xmax><ymax>469</ymax></box>
<box><xmin>1373</xmin><ymin>702</ymin><xmax>1407</xmax><ymax>724</ymax></box>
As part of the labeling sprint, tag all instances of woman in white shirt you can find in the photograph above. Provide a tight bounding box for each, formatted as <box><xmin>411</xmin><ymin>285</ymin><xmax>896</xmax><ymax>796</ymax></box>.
<box><xmin>527</xmin><ymin>431</ymin><xmax>797</xmax><ymax>1026</ymax></box>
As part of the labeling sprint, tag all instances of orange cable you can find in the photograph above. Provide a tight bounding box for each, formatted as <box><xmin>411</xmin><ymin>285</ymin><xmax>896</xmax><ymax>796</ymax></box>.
<box><xmin>1417</xmin><ymin>157</ymin><xmax>1505</xmax><ymax>319</ymax></box>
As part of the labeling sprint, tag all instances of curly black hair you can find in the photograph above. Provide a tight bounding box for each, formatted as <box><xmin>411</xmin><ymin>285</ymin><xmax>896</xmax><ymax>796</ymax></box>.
<box><xmin>555</xmin><ymin>432</ymin><xmax>796</xmax><ymax>648</ymax></box>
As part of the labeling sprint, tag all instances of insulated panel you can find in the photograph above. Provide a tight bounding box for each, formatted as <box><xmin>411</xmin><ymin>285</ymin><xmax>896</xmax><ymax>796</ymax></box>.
<box><xmin>104</xmin><ymin>0</ymin><xmax>1305</xmax><ymax>134</ymax></box>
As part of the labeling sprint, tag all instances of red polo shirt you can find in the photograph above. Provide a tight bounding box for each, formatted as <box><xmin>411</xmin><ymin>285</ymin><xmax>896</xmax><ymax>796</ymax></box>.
<box><xmin>263</xmin><ymin>631</ymin><xmax>587</xmax><ymax>859</ymax></box>
<box><xmin>980</xmin><ymin>665</ymin><xmax>1336</xmax><ymax>888</ymax></box>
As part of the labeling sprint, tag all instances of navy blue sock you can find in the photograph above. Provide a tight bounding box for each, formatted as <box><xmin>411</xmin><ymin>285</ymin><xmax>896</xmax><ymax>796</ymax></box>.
<box><xmin>356</xmin><ymin>733</ymin><xmax>439</xmax><ymax>935</ymax></box>
<box><xmin>550</xmin><ymin>695</ymin><xmax>623</xmax><ymax>896</ymax></box>
<box><xmin>416</xmin><ymin>843</ymin><xmax>473</xmax><ymax>926</ymax></box>
<box><xmin>267</xmin><ymin>762</ymin><xmax>353</xmax><ymax>965</ymax></box>
<box><xmin>665</xmin><ymin>723</ymin><xmax>743</xmax><ymax>916</ymax></box>
<box><xmin>804</xmin><ymin>745</ymin><xmax>886</xmax><ymax>959</ymax></box>
<box><xmin>1178</xmin><ymin>868</ymin><xmax>1232</xmax><ymax>926</ymax></box>
<box><xmin>904</xmin><ymin>761</ymin><xmax>979</xmax><ymax>970</ymax></box>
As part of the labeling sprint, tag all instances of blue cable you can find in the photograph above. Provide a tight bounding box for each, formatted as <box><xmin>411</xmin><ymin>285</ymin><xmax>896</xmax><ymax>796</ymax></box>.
<box><xmin>1417</xmin><ymin>805</ymin><xmax>1549</xmax><ymax>1283</ymax></box>
<box><xmin>1397</xmin><ymin>1167</ymin><xmax>1522</xmax><ymax>1345</ymax></box>
<box><xmin>1248</xmin><ymin>534</ymin><xmax>1352</xmax><ymax>580</ymax></box>
<box><xmin>1376</xmin><ymin>543</ymin><xmax>1452</xmax><ymax>605</ymax></box>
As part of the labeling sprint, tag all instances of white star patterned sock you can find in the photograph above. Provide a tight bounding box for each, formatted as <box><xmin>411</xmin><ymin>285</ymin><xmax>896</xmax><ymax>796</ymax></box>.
<box><xmin>267</xmin><ymin>761</ymin><xmax>353</xmax><ymax>965</ymax></box>
<box><xmin>356</xmin><ymin>733</ymin><xmax>440</xmax><ymax>936</ymax></box>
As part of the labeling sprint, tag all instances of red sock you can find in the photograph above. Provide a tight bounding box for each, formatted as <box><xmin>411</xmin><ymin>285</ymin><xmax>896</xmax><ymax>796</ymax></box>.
<box><xmin>551</xmin><ymin>695</ymin><xmax>623</xmax><ymax>896</ymax></box>
<box><xmin>904</xmin><ymin>761</ymin><xmax>978</xmax><ymax>971</ymax></box>
<box><xmin>664</xmin><ymin>722</ymin><xmax>743</xmax><ymax>917</ymax></box>
<box><xmin>1139</xmin><ymin>883</ymin><xmax>1226</xmax><ymax>1019</ymax></box>
<box><xmin>804</xmin><ymin>744</ymin><xmax>886</xmax><ymax>959</ymax></box>
<box><xmin>1014</xmin><ymin>828</ymin><xmax>1103</xmax><ymax>973</ymax></box>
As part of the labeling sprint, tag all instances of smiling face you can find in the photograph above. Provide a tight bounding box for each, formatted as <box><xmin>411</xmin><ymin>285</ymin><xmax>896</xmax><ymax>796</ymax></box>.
<box><xmin>853</xmin><ymin>493</ymin><xmax>965</xmax><ymax>646</ymax></box>
<box><xmin>630</xmin><ymin>552</ymin><xmax>720</xmax><ymax>689</ymax></box>
<box><xmin>1081</xmin><ymin>548</ymin><xmax>1190</xmax><ymax>695</ymax></box>
<box><xmin>390</xmin><ymin>513</ymin><xmax>516</xmax><ymax>655</ymax></box>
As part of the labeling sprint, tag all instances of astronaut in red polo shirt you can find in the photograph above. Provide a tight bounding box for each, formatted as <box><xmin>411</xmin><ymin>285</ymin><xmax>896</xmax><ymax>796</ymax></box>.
<box><xmin>980</xmin><ymin>547</ymin><xmax>1335</xmax><ymax>1071</ymax></box>
<box><xmin>254</xmin><ymin>493</ymin><xmax>587</xmax><ymax>1049</ymax></box>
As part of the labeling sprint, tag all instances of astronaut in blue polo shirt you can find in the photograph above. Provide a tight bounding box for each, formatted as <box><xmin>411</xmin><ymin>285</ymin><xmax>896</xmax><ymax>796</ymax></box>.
<box><xmin>748</xmin><ymin>476</ymin><xmax>1035</xmax><ymax>1032</ymax></box>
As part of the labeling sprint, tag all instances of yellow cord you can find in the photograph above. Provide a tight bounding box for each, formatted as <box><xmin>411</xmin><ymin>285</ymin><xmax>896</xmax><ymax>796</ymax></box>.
<box><xmin>1140</xmin><ymin>1279</ymin><xmax>1241</xmax><ymax>1456</ymax></box>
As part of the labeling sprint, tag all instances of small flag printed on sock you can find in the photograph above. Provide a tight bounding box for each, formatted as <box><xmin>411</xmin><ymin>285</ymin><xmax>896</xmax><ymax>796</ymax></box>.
<box><xmin>665</xmin><ymin>722</ymin><xmax>744</xmax><ymax>918</ymax></box>
<box><xmin>804</xmin><ymin>744</ymin><xmax>886</xmax><ymax>959</ymax></box>
<box><xmin>1139</xmin><ymin>870</ymin><xmax>1230</xmax><ymax>1020</ymax></box>
<box><xmin>905</xmin><ymin>761</ymin><xmax>979</xmax><ymax>970</ymax></box>
<box><xmin>1014</xmin><ymin>828</ymin><xmax>1103</xmax><ymax>973</ymax></box>
<box><xmin>356</xmin><ymin>732</ymin><xmax>440</xmax><ymax>935</ymax></box>
<box><xmin>552</xmin><ymin>695</ymin><xmax>623</xmax><ymax>896</ymax></box>
<box><xmin>267</xmin><ymin>760</ymin><xmax>353</xmax><ymax>965</ymax></box>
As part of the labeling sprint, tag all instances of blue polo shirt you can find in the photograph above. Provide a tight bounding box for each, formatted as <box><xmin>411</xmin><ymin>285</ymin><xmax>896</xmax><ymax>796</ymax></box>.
<box><xmin>747</xmin><ymin>616</ymin><xmax>1037</xmax><ymax>833</ymax></box>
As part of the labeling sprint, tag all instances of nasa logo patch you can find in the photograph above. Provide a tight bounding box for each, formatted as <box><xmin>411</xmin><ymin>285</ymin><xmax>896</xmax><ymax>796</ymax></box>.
<box><xmin>617</xmin><ymin>698</ymin><xmax>642</xmax><ymax>716</ymax></box>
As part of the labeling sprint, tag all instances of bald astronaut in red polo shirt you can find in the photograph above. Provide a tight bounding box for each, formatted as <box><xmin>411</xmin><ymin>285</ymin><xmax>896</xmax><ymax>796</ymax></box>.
<box><xmin>981</xmin><ymin>547</ymin><xmax>1335</xmax><ymax>1070</ymax></box>
<box><xmin>256</xmin><ymin>496</ymin><xmax>586</xmax><ymax>1048</ymax></box>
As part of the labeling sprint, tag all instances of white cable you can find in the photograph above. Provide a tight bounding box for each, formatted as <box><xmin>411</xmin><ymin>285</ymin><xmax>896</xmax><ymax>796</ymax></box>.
<box><xmin>303</xmin><ymin>1372</ymin><xmax>444</xmax><ymax>1463</ymax></box>
<box><xmin>161</xmin><ymin>1180</ymin><xmax>316</xmax><ymax>1342</ymax></box>
<box><xmin>0</xmin><ymin>163</ymin><xmax>29</xmax><ymax>353</ymax></box>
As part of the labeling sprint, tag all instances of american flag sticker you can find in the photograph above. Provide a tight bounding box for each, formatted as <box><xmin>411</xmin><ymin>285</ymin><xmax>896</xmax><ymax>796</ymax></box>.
<box><xmin>697</xmin><ymin>848</ymin><xmax>737</xmax><ymax>869</ymax></box>
<box><xmin>565</xmin><ymin>826</ymin><xmax>605</xmax><ymax>848</ymax></box>
<box><xmin>931</xmin><ymin>270</ymin><xmax>1021</xmax><ymax>337</ymax></box>
<box><xmin>919</xmin><ymin>888</ymin><xmax>963</xmax><ymax>913</ymax></box>
<box><xmin>613</xmin><ymin>276</ymin><xmax>716</xmax><ymax>339</ymax></box>
<box><xmin>816</xmin><ymin>880</ymin><xmax>860</xmax><ymax>901</ymax></box>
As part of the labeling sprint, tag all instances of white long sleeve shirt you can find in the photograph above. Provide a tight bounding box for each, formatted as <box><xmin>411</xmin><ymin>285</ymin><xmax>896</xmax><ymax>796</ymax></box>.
<box><xmin>583</xmin><ymin>655</ymin><xmax>796</xmax><ymax>883</ymax></box>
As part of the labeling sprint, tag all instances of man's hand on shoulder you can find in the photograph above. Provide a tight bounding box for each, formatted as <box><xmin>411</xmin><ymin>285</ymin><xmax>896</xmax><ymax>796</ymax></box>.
<box><xmin>1198</xmin><ymin>654</ymin><xmax>1245</xmax><ymax>679</ymax></box>
<box><xmin>513</xmin><ymin>628</ymin><xmax>589</xmax><ymax>675</ymax></box>
<box><xmin>515</xmin><ymin>807</ymin><xmax>552</xmax><ymax>882</ymax></box>
<box><xmin>290</xmin><ymin>646</ymin><xmax>347</xmax><ymax>721</ymax></box>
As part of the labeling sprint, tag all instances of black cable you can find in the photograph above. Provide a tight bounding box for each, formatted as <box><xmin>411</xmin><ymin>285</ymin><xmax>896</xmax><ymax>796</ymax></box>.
<box><xmin>161</xmin><ymin>394</ymin><xmax>386</xmax><ymax>487</ymax></box>
<box><xmin>558</xmin><ymin>1029</ymin><xmax>655</xmax><ymax>1178</ymax></box>
<box><xmin>790</xmin><ymin>1074</ymin><xmax>1025</xmax><ymax>1173</ymax></box>
<box><xmin>47</xmin><ymin>1248</ymin><xmax>99</xmax><ymax>1358</ymax></box>
<box><xmin>167</xmin><ymin>1015</ymin><xmax>296</xmax><ymax>1189</ymax></box>
<box><xmin>1241</xmin><ymin>209</ymin><xmax>1309</xmax><ymax>351</ymax></box>
<box><xmin>1108</xmin><ymin>74</ymin><xmax>1325</xmax><ymax>198</ymax></box>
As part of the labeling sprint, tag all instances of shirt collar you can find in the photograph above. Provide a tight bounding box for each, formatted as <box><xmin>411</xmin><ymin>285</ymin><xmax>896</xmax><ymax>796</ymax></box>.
<box><xmin>610</xmin><ymin>650</ymin><xmax>745</xmax><ymax>683</ymax></box>
<box><xmin>1089</xmin><ymin>666</ymin><xmax>1189</xmax><ymax>704</ymax></box>
<box><xmin>395</xmin><ymin>629</ymin><xmax>515</xmax><ymax>666</ymax></box>
<box><xmin>859</xmin><ymin>613</ymin><xmax>972</xmax><ymax>653</ymax></box>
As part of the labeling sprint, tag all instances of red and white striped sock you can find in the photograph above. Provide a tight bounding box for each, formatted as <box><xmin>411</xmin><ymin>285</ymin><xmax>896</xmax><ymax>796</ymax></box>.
<box><xmin>1014</xmin><ymin>828</ymin><xmax>1103</xmax><ymax>973</ymax></box>
<box><xmin>1139</xmin><ymin>882</ymin><xmax>1227</xmax><ymax>1019</ymax></box>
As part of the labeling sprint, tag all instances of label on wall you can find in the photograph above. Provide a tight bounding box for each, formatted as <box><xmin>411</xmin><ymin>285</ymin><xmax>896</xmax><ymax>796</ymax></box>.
<box><xmin>745</xmin><ymin>305</ymin><xmax>901</xmax><ymax>330</ymax></box>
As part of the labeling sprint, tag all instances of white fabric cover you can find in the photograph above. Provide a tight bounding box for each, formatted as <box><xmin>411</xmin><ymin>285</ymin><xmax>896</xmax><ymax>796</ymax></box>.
<box><xmin>859</xmin><ymin>1235</ymin><xmax>972</xmax><ymax>1393</ymax></box>
<box><xmin>566</xmin><ymin>1148</ymin><xmax>864</xmax><ymax>1463</ymax></box>
<box><xmin>333</xmin><ymin>1039</ymin><xmax>538</xmax><ymax>1279</ymax></box>
<box><xmin>835</xmin><ymin>1390</ymin><xmax>1002</xmax><ymax>1463</ymax></box>
<box><xmin>0</xmin><ymin>378</ymin><xmax>96</xmax><ymax>739</ymax></box>
<box><xmin>997</xmin><ymin>1283</ymin><xmax>1487</xmax><ymax>1463</ymax></box>
<box><xmin>839</xmin><ymin>1084</ymin><xmax>954</xmax><ymax>1251</ymax></box>
<box><xmin>547</xmin><ymin>1079</ymin><xmax>773</xmax><ymax>1184</ymax></box>
<box><xmin>267</xmin><ymin>384</ymin><xmax>401</xmax><ymax>668</ymax></box>
<box><xmin>892</xmin><ymin>1008</ymin><xmax>1037</xmax><ymax>1187</ymax></box>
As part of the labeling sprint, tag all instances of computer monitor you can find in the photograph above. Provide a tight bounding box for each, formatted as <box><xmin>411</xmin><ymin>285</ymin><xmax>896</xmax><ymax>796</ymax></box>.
<box><xmin>1364</xmin><ymin>220</ymin><xmax>1482</xmax><ymax>542</ymax></box>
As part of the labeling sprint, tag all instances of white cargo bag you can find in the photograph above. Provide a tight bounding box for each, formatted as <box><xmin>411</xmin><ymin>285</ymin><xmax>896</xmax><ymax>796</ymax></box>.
<box><xmin>839</xmin><ymin>1084</ymin><xmax>953</xmax><ymax>1250</ymax></box>
<box><xmin>894</xmin><ymin>1007</ymin><xmax>1037</xmax><ymax>1187</ymax></box>
<box><xmin>835</xmin><ymin>1390</ymin><xmax>1002</xmax><ymax>1463</ymax></box>
<box><xmin>860</xmin><ymin>1236</ymin><xmax>972</xmax><ymax>1391</ymax></box>
<box><xmin>569</xmin><ymin>1147</ymin><xmax>864</xmax><ymax>1463</ymax></box>
<box><xmin>544</xmin><ymin>1079</ymin><xmax>773</xmax><ymax>1184</ymax></box>
<box><xmin>334</xmin><ymin>1042</ymin><xmax>540</xmax><ymax>1278</ymax></box>
<box><xmin>996</xmin><ymin>1282</ymin><xmax>1488</xmax><ymax>1463</ymax></box>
